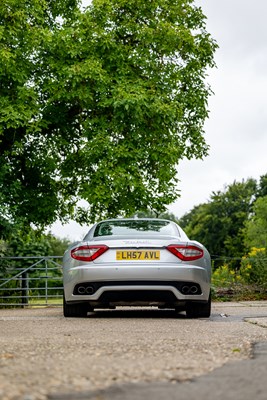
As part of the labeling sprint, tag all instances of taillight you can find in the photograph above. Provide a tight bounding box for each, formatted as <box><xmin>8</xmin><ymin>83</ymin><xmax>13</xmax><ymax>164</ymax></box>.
<box><xmin>71</xmin><ymin>245</ymin><xmax>109</xmax><ymax>261</ymax></box>
<box><xmin>166</xmin><ymin>244</ymin><xmax>204</xmax><ymax>261</ymax></box>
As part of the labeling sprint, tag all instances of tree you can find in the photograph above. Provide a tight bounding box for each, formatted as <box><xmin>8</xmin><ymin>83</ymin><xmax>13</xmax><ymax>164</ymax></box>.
<box><xmin>131</xmin><ymin>210</ymin><xmax>179</xmax><ymax>223</ymax></box>
<box><xmin>256</xmin><ymin>173</ymin><xmax>267</xmax><ymax>198</ymax></box>
<box><xmin>44</xmin><ymin>233</ymin><xmax>71</xmax><ymax>256</ymax></box>
<box><xmin>0</xmin><ymin>0</ymin><xmax>81</xmax><ymax>228</ymax></box>
<box><xmin>244</xmin><ymin>196</ymin><xmax>267</xmax><ymax>248</ymax></box>
<box><xmin>179</xmin><ymin>179</ymin><xmax>257</xmax><ymax>263</ymax></box>
<box><xmin>1</xmin><ymin>0</ymin><xmax>217</xmax><ymax>229</ymax></box>
<box><xmin>0</xmin><ymin>226</ymin><xmax>70</xmax><ymax>274</ymax></box>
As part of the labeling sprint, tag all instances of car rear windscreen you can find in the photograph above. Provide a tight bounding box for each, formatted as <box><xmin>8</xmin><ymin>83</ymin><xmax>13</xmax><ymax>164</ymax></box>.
<box><xmin>93</xmin><ymin>220</ymin><xmax>179</xmax><ymax>237</ymax></box>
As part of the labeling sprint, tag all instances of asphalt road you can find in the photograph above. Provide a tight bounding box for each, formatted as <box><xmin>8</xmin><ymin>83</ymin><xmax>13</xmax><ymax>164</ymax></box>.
<box><xmin>48</xmin><ymin>342</ymin><xmax>267</xmax><ymax>400</ymax></box>
<box><xmin>0</xmin><ymin>301</ymin><xmax>267</xmax><ymax>400</ymax></box>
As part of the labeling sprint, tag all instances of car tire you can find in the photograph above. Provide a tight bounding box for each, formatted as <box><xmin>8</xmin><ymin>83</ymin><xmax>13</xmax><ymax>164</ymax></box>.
<box><xmin>63</xmin><ymin>294</ymin><xmax>88</xmax><ymax>318</ymax></box>
<box><xmin>186</xmin><ymin>293</ymin><xmax>211</xmax><ymax>318</ymax></box>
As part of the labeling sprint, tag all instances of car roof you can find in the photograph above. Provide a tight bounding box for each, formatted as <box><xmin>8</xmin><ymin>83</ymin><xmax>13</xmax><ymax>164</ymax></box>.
<box><xmin>96</xmin><ymin>218</ymin><xmax>175</xmax><ymax>223</ymax></box>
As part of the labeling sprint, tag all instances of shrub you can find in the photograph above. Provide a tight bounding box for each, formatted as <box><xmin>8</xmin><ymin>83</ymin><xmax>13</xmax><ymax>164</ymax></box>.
<box><xmin>240</xmin><ymin>247</ymin><xmax>267</xmax><ymax>288</ymax></box>
<box><xmin>212</xmin><ymin>264</ymin><xmax>244</xmax><ymax>287</ymax></box>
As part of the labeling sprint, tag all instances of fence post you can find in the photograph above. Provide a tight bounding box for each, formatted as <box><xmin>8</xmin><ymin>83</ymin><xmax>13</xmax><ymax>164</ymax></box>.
<box><xmin>45</xmin><ymin>259</ymin><xmax>48</xmax><ymax>305</ymax></box>
<box><xmin>21</xmin><ymin>271</ymin><xmax>29</xmax><ymax>307</ymax></box>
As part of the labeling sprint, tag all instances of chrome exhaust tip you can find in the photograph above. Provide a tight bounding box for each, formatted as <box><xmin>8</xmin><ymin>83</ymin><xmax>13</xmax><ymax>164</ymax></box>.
<box><xmin>181</xmin><ymin>285</ymin><xmax>190</xmax><ymax>294</ymax></box>
<box><xmin>85</xmin><ymin>286</ymin><xmax>94</xmax><ymax>295</ymax></box>
<box><xmin>77</xmin><ymin>286</ymin><xmax>86</xmax><ymax>294</ymax></box>
<box><xmin>189</xmin><ymin>286</ymin><xmax>199</xmax><ymax>294</ymax></box>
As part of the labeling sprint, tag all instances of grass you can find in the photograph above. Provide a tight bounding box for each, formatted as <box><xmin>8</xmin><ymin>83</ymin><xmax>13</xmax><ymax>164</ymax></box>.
<box><xmin>29</xmin><ymin>297</ymin><xmax>63</xmax><ymax>306</ymax></box>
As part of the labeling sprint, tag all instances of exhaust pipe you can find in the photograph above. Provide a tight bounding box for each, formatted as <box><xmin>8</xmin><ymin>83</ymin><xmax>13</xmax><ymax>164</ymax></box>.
<box><xmin>181</xmin><ymin>285</ymin><xmax>190</xmax><ymax>294</ymax></box>
<box><xmin>189</xmin><ymin>286</ymin><xmax>199</xmax><ymax>294</ymax></box>
<box><xmin>85</xmin><ymin>286</ymin><xmax>94</xmax><ymax>294</ymax></box>
<box><xmin>181</xmin><ymin>285</ymin><xmax>199</xmax><ymax>295</ymax></box>
<box><xmin>77</xmin><ymin>286</ymin><xmax>86</xmax><ymax>294</ymax></box>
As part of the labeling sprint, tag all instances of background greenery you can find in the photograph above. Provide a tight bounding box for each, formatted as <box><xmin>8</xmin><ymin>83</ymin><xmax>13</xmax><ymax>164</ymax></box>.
<box><xmin>177</xmin><ymin>174</ymin><xmax>267</xmax><ymax>298</ymax></box>
<box><xmin>1</xmin><ymin>174</ymin><xmax>267</xmax><ymax>300</ymax></box>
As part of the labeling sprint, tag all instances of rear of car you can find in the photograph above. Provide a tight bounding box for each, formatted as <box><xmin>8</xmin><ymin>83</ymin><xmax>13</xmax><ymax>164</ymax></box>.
<box><xmin>63</xmin><ymin>219</ymin><xmax>211</xmax><ymax>318</ymax></box>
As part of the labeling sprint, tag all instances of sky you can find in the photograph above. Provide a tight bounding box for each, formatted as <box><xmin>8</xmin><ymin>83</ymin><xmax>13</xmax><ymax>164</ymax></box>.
<box><xmin>168</xmin><ymin>0</ymin><xmax>267</xmax><ymax>215</ymax></box>
<box><xmin>50</xmin><ymin>0</ymin><xmax>267</xmax><ymax>241</ymax></box>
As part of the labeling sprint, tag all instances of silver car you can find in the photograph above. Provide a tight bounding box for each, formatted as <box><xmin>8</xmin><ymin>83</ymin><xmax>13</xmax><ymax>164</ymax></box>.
<box><xmin>63</xmin><ymin>218</ymin><xmax>211</xmax><ymax>318</ymax></box>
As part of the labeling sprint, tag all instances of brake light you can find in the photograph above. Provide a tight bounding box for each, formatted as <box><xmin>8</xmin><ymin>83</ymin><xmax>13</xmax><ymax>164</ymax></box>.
<box><xmin>71</xmin><ymin>245</ymin><xmax>109</xmax><ymax>261</ymax></box>
<box><xmin>166</xmin><ymin>244</ymin><xmax>204</xmax><ymax>261</ymax></box>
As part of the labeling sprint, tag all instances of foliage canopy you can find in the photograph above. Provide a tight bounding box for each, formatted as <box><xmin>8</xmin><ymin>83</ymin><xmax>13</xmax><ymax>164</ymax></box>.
<box><xmin>244</xmin><ymin>196</ymin><xmax>267</xmax><ymax>248</ymax></box>
<box><xmin>0</xmin><ymin>0</ymin><xmax>217</xmax><ymax>228</ymax></box>
<box><xmin>179</xmin><ymin>179</ymin><xmax>257</xmax><ymax>262</ymax></box>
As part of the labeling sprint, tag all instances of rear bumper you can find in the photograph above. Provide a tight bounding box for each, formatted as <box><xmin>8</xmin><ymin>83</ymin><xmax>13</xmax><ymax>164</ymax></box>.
<box><xmin>63</xmin><ymin>263</ymin><xmax>211</xmax><ymax>304</ymax></box>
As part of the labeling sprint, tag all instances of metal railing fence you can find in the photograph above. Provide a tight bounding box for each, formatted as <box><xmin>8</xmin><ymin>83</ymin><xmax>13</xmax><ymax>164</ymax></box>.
<box><xmin>0</xmin><ymin>256</ymin><xmax>63</xmax><ymax>307</ymax></box>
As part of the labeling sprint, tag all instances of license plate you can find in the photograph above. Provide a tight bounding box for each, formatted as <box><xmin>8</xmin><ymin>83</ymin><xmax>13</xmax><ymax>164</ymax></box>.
<box><xmin>116</xmin><ymin>250</ymin><xmax>160</xmax><ymax>260</ymax></box>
